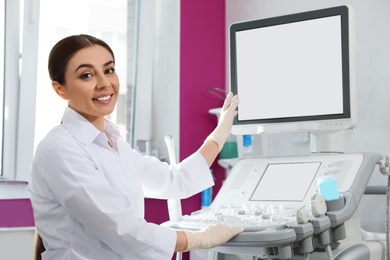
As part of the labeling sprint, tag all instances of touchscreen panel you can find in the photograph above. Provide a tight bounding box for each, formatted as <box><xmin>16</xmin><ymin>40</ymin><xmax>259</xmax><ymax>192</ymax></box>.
<box><xmin>250</xmin><ymin>162</ymin><xmax>321</xmax><ymax>201</ymax></box>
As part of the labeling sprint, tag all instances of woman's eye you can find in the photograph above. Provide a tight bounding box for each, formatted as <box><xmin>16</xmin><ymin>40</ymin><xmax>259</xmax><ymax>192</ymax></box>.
<box><xmin>106</xmin><ymin>68</ymin><xmax>115</xmax><ymax>74</ymax></box>
<box><xmin>80</xmin><ymin>72</ymin><xmax>92</xmax><ymax>79</ymax></box>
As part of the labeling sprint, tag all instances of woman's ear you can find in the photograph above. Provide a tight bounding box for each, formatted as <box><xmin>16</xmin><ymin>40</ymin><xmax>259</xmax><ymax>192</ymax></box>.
<box><xmin>52</xmin><ymin>81</ymin><xmax>68</xmax><ymax>100</ymax></box>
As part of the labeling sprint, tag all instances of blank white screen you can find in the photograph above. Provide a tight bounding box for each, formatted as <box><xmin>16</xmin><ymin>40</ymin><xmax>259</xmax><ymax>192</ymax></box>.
<box><xmin>250</xmin><ymin>162</ymin><xmax>321</xmax><ymax>201</ymax></box>
<box><xmin>236</xmin><ymin>15</ymin><xmax>343</xmax><ymax>121</ymax></box>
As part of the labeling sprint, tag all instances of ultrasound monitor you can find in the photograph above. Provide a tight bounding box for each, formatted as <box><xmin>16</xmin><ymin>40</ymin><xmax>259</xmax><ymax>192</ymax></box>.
<box><xmin>230</xmin><ymin>6</ymin><xmax>356</xmax><ymax>139</ymax></box>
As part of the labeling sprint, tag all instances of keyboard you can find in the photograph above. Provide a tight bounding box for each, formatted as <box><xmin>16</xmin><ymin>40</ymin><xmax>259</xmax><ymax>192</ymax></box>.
<box><xmin>172</xmin><ymin>204</ymin><xmax>298</xmax><ymax>231</ymax></box>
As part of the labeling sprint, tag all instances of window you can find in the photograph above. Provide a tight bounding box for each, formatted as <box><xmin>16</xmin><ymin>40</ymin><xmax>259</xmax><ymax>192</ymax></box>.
<box><xmin>1</xmin><ymin>0</ymin><xmax>25</xmax><ymax>179</ymax></box>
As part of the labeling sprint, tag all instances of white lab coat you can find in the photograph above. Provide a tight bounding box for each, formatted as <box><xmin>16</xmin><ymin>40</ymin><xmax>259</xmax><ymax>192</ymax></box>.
<box><xmin>28</xmin><ymin>107</ymin><xmax>214</xmax><ymax>260</ymax></box>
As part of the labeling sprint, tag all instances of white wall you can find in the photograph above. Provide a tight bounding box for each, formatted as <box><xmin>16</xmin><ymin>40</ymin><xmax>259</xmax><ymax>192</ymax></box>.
<box><xmin>0</xmin><ymin>228</ymin><xmax>35</xmax><ymax>259</ymax></box>
<box><xmin>226</xmin><ymin>0</ymin><xmax>390</xmax><ymax>233</ymax></box>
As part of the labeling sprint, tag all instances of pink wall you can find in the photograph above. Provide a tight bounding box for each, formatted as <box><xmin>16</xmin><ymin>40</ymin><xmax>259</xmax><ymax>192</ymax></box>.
<box><xmin>0</xmin><ymin>198</ymin><xmax>34</xmax><ymax>227</ymax></box>
<box><xmin>0</xmin><ymin>182</ymin><xmax>34</xmax><ymax>228</ymax></box>
<box><xmin>145</xmin><ymin>0</ymin><xmax>226</xmax><ymax>214</ymax></box>
<box><xmin>179</xmin><ymin>1</ymin><xmax>226</xmax><ymax>258</ymax></box>
<box><xmin>179</xmin><ymin>0</ymin><xmax>226</xmax><ymax>211</ymax></box>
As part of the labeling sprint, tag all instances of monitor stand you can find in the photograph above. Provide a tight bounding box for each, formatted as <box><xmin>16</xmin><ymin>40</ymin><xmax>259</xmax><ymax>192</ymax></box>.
<box><xmin>310</xmin><ymin>130</ymin><xmax>353</xmax><ymax>154</ymax></box>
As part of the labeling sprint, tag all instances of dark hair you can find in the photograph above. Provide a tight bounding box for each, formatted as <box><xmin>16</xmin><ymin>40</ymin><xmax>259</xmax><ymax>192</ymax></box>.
<box><xmin>48</xmin><ymin>34</ymin><xmax>115</xmax><ymax>85</ymax></box>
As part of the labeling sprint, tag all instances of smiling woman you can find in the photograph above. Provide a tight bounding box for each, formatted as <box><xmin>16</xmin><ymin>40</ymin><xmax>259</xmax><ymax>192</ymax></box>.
<box><xmin>28</xmin><ymin>33</ymin><xmax>241</xmax><ymax>260</ymax></box>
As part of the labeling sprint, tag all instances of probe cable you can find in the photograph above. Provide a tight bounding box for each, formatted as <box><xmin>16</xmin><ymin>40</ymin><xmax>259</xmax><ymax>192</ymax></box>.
<box><xmin>325</xmin><ymin>244</ymin><xmax>334</xmax><ymax>260</ymax></box>
<box><xmin>378</xmin><ymin>156</ymin><xmax>390</xmax><ymax>260</ymax></box>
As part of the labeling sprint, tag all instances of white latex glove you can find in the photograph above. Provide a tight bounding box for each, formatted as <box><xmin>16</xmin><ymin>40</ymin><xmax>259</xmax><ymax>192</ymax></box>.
<box><xmin>183</xmin><ymin>223</ymin><xmax>244</xmax><ymax>251</ymax></box>
<box><xmin>206</xmin><ymin>92</ymin><xmax>239</xmax><ymax>151</ymax></box>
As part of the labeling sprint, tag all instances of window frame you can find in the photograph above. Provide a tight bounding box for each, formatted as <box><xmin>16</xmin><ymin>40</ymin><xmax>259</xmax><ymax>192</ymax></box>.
<box><xmin>2</xmin><ymin>0</ymin><xmax>40</xmax><ymax>181</ymax></box>
<box><xmin>2</xmin><ymin>0</ymin><xmax>21</xmax><ymax>180</ymax></box>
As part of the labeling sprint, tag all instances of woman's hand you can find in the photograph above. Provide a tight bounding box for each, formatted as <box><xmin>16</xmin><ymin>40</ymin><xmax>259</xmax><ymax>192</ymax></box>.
<box><xmin>182</xmin><ymin>223</ymin><xmax>244</xmax><ymax>251</ymax></box>
<box><xmin>206</xmin><ymin>92</ymin><xmax>239</xmax><ymax>151</ymax></box>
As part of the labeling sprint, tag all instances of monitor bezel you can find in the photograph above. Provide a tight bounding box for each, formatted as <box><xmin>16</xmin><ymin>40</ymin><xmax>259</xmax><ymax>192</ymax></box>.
<box><xmin>230</xmin><ymin>6</ymin><xmax>355</xmax><ymax>135</ymax></box>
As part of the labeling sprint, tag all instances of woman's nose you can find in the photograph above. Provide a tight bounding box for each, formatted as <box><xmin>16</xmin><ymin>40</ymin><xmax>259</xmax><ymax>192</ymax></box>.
<box><xmin>96</xmin><ymin>74</ymin><xmax>111</xmax><ymax>88</ymax></box>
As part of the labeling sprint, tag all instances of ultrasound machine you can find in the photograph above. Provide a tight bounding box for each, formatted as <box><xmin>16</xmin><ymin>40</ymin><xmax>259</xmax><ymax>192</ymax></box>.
<box><xmin>165</xmin><ymin>6</ymin><xmax>388</xmax><ymax>260</ymax></box>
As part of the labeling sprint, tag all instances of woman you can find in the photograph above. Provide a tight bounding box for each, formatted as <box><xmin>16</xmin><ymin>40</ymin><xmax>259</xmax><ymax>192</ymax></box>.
<box><xmin>29</xmin><ymin>34</ymin><xmax>242</xmax><ymax>259</ymax></box>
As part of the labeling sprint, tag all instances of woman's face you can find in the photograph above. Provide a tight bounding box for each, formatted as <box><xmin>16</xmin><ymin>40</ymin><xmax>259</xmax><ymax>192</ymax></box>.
<box><xmin>53</xmin><ymin>44</ymin><xmax>119</xmax><ymax>128</ymax></box>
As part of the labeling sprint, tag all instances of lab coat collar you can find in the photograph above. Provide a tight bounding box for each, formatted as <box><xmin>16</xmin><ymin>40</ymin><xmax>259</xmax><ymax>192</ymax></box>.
<box><xmin>103</xmin><ymin>117</ymin><xmax>121</xmax><ymax>143</ymax></box>
<box><xmin>61</xmin><ymin>107</ymin><xmax>121</xmax><ymax>145</ymax></box>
